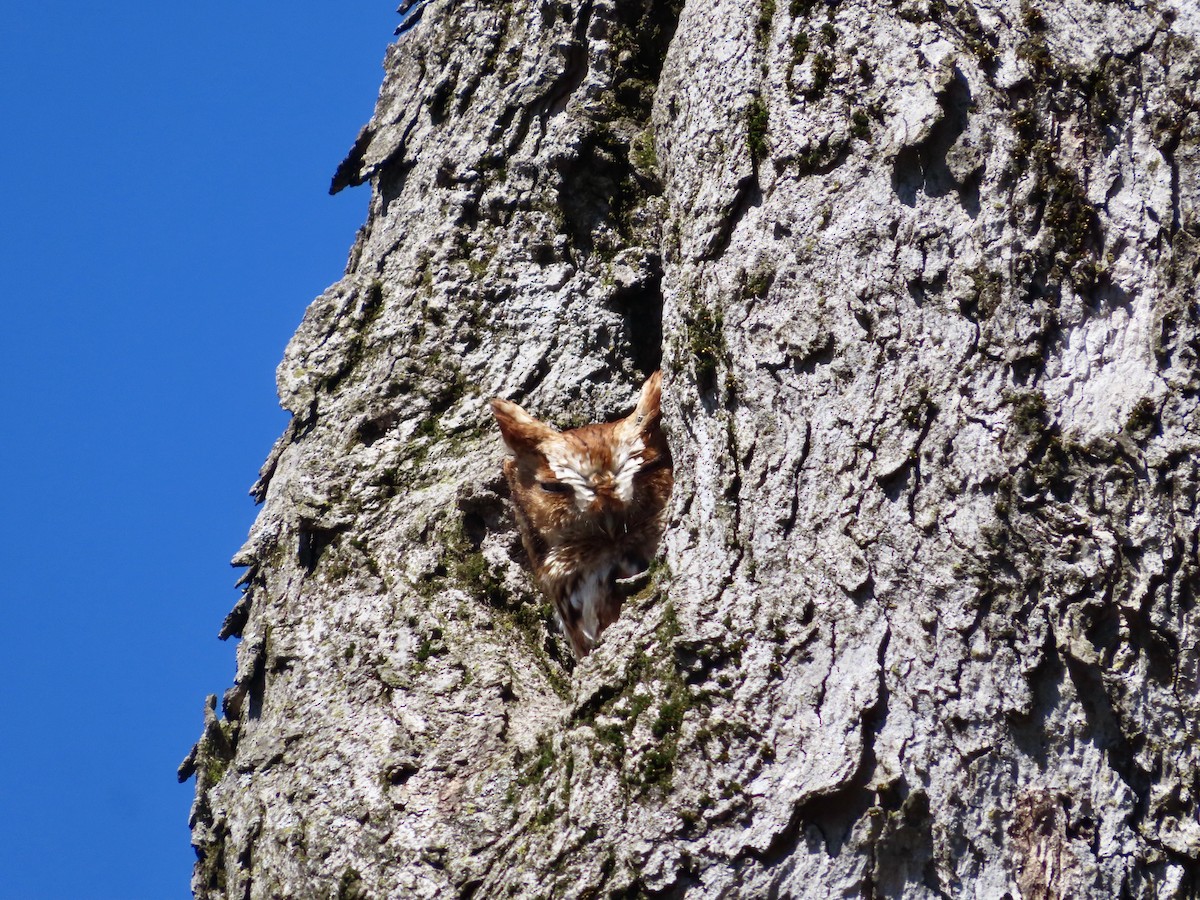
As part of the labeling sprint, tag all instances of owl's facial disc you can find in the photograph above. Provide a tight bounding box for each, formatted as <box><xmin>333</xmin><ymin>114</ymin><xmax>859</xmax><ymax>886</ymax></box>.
<box><xmin>544</xmin><ymin>434</ymin><xmax>645</xmax><ymax>512</ymax></box>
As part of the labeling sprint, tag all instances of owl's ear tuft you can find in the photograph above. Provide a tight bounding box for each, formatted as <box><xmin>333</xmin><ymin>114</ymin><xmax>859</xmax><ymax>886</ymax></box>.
<box><xmin>490</xmin><ymin>398</ymin><xmax>558</xmax><ymax>454</ymax></box>
<box><xmin>621</xmin><ymin>371</ymin><xmax>663</xmax><ymax>439</ymax></box>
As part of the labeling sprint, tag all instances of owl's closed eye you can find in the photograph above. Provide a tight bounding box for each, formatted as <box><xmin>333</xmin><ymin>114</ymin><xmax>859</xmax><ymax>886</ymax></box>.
<box><xmin>490</xmin><ymin>372</ymin><xmax>673</xmax><ymax>658</ymax></box>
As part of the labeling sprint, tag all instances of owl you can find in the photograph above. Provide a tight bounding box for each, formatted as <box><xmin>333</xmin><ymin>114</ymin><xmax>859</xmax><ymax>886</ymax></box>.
<box><xmin>490</xmin><ymin>372</ymin><xmax>674</xmax><ymax>659</ymax></box>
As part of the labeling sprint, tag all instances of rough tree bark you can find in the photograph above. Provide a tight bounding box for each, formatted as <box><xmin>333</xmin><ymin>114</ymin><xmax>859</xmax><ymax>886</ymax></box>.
<box><xmin>181</xmin><ymin>0</ymin><xmax>1200</xmax><ymax>896</ymax></box>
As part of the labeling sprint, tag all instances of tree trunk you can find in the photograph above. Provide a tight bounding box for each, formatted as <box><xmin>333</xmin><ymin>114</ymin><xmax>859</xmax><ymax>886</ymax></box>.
<box><xmin>181</xmin><ymin>0</ymin><xmax>1200</xmax><ymax>896</ymax></box>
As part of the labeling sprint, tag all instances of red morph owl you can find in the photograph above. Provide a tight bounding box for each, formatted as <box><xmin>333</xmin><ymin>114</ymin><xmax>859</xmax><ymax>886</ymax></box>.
<box><xmin>490</xmin><ymin>372</ymin><xmax>674</xmax><ymax>658</ymax></box>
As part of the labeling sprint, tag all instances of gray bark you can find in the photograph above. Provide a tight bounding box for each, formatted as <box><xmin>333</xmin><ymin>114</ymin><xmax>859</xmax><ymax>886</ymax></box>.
<box><xmin>181</xmin><ymin>0</ymin><xmax>1200</xmax><ymax>896</ymax></box>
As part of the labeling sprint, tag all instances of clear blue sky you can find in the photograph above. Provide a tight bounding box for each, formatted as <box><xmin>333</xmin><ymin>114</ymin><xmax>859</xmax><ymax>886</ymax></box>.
<box><xmin>0</xmin><ymin>4</ymin><xmax>398</xmax><ymax>896</ymax></box>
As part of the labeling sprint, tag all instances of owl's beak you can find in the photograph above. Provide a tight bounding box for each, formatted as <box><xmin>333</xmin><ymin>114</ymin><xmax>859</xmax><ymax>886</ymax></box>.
<box><xmin>589</xmin><ymin>490</ymin><xmax>626</xmax><ymax>537</ymax></box>
<box><xmin>602</xmin><ymin>511</ymin><xmax>618</xmax><ymax>538</ymax></box>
